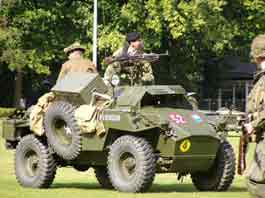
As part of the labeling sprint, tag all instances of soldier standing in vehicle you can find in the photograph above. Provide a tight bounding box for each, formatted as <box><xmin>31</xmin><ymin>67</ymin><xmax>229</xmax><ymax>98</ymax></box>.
<box><xmin>104</xmin><ymin>32</ymin><xmax>154</xmax><ymax>85</ymax></box>
<box><xmin>244</xmin><ymin>34</ymin><xmax>265</xmax><ymax>197</ymax></box>
<box><xmin>30</xmin><ymin>42</ymin><xmax>97</xmax><ymax>136</ymax></box>
<box><xmin>57</xmin><ymin>42</ymin><xmax>97</xmax><ymax>82</ymax></box>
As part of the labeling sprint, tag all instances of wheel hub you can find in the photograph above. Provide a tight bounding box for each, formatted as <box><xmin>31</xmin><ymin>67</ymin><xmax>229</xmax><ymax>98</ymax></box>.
<box><xmin>53</xmin><ymin>118</ymin><xmax>72</xmax><ymax>145</ymax></box>
<box><xmin>123</xmin><ymin>158</ymin><xmax>136</xmax><ymax>171</ymax></box>
<box><xmin>119</xmin><ymin>152</ymin><xmax>136</xmax><ymax>178</ymax></box>
<box><xmin>25</xmin><ymin>152</ymin><xmax>39</xmax><ymax>177</ymax></box>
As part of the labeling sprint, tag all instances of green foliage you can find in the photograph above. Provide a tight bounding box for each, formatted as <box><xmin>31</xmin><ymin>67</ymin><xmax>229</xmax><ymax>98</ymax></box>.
<box><xmin>1</xmin><ymin>0</ymin><xmax>265</xmax><ymax>98</ymax></box>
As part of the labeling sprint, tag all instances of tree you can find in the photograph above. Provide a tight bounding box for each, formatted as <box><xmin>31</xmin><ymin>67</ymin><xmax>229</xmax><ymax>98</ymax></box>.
<box><xmin>1</xmin><ymin>0</ymin><xmax>265</xmax><ymax>106</ymax></box>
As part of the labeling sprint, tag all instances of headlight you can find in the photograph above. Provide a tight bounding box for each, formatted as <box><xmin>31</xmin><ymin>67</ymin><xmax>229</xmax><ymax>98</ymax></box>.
<box><xmin>111</xmin><ymin>75</ymin><xmax>120</xmax><ymax>86</ymax></box>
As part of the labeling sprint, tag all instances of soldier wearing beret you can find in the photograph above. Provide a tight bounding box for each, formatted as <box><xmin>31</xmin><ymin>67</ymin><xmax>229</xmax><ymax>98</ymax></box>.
<box><xmin>245</xmin><ymin>34</ymin><xmax>265</xmax><ymax>197</ymax></box>
<box><xmin>104</xmin><ymin>32</ymin><xmax>154</xmax><ymax>85</ymax></box>
<box><xmin>57</xmin><ymin>42</ymin><xmax>97</xmax><ymax>82</ymax></box>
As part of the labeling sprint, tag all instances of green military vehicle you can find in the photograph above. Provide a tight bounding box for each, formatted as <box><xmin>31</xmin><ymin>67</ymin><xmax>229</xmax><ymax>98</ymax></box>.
<box><xmin>0</xmin><ymin>72</ymin><xmax>236</xmax><ymax>193</ymax></box>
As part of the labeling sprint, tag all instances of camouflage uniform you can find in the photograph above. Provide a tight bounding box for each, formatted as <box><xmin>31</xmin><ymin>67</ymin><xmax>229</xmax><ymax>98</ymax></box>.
<box><xmin>104</xmin><ymin>46</ymin><xmax>154</xmax><ymax>86</ymax></box>
<box><xmin>247</xmin><ymin>72</ymin><xmax>265</xmax><ymax>128</ymax></box>
<box><xmin>246</xmin><ymin>34</ymin><xmax>265</xmax><ymax>198</ymax></box>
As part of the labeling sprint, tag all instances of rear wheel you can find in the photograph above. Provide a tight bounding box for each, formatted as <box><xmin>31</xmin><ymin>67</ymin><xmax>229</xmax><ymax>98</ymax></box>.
<box><xmin>107</xmin><ymin>135</ymin><xmax>156</xmax><ymax>193</ymax></box>
<box><xmin>15</xmin><ymin>135</ymin><xmax>57</xmax><ymax>188</ymax></box>
<box><xmin>191</xmin><ymin>141</ymin><xmax>235</xmax><ymax>191</ymax></box>
<box><xmin>44</xmin><ymin>101</ymin><xmax>81</xmax><ymax>160</ymax></box>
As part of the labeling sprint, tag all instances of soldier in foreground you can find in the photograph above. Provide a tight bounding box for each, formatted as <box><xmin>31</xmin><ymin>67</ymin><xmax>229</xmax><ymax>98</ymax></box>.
<box><xmin>104</xmin><ymin>32</ymin><xmax>155</xmax><ymax>85</ymax></box>
<box><xmin>30</xmin><ymin>42</ymin><xmax>97</xmax><ymax>135</ymax></box>
<box><xmin>243</xmin><ymin>34</ymin><xmax>265</xmax><ymax>198</ymax></box>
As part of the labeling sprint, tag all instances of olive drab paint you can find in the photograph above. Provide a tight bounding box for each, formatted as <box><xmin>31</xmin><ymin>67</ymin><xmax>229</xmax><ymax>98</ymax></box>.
<box><xmin>0</xmin><ymin>72</ymin><xmax>235</xmax><ymax>192</ymax></box>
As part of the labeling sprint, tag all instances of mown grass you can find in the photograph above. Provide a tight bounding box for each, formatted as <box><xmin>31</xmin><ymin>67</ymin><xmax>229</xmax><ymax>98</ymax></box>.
<box><xmin>0</xmin><ymin>136</ymin><xmax>253</xmax><ymax>198</ymax></box>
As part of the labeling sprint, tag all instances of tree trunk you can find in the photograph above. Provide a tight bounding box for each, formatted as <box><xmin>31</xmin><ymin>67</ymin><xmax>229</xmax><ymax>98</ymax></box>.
<box><xmin>14</xmin><ymin>67</ymin><xmax>23</xmax><ymax>108</ymax></box>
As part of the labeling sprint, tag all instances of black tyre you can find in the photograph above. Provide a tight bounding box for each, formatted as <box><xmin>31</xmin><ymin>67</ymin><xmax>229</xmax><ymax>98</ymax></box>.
<box><xmin>107</xmin><ymin>135</ymin><xmax>156</xmax><ymax>193</ymax></box>
<box><xmin>44</xmin><ymin>101</ymin><xmax>81</xmax><ymax>160</ymax></box>
<box><xmin>15</xmin><ymin>135</ymin><xmax>57</xmax><ymax>188</ymax></box>
<box><xmin>94</xmin><ymin>166</ymin><xmax>113</xmax><ymax>189</ymax></box>
<box><xmin>191</xmin><ymin>141</ymin><xmax>235</xmax><ymax>191</ymax></box>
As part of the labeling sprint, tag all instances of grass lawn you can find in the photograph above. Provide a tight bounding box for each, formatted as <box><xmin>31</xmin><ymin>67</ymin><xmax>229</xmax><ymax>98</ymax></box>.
<box><xmin>0</xmin><ymin>136</ymin><xmax>254</xmax><ymax>198</ymax></box>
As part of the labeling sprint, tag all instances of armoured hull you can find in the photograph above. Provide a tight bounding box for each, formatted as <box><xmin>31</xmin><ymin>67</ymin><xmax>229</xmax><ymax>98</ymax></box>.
<box><xmin>78</xmin><ymin>107</ymin><xmax>220</xmax><ymax>173</ymax></box>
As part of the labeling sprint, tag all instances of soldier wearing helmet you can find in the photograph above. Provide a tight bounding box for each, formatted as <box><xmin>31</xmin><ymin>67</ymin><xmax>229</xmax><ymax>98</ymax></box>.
<box><xmin>245</xmin><ymin>34</ymin><xmax>265</xmax><ymax>197</ymax></box>
<box><xmin>57</xmin><ymin>42</ymin><xmax>97</xmax><ymax>82</ymax></box>
<box><xmin>247</xmin><ymin>35</ymin><xmax>265</xmax><ymax>123</ymax></box>
<box><xmin>250</xmin><ymin>34</ymin><xmax>265</xmax><ymax>70</ymax></box>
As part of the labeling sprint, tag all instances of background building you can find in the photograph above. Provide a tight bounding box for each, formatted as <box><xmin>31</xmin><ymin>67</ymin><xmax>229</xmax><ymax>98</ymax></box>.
<box><xmin>200</xmin><ymin>56</ymin><xmax>256</xmax><ymax>111</ymax></box>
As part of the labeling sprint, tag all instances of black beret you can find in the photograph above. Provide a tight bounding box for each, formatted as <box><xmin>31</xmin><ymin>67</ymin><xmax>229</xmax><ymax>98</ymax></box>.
<box><xmin>126</xmin><ymin>32</ymin><xmax>141</xmax><ymax>43</ymax></box>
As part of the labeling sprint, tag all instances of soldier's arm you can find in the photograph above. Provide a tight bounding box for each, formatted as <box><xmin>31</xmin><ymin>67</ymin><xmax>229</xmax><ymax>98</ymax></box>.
<box><xmin>86</xmin><ymin>60</ymin><xmax>98</xmax><ymax>73</ymax></box>
<box><xmin>104</xmin><ymin>62</ymin><xmax>121</xmax><ymax>81</ymax></box>
<box><xmin>57</xmin><ymin>64</ymin><xmax>68</xmax><ymax>83</ymax></box>
<box><xmin>248</xmin><ymin>80</ymin><xmax>265</xmax><ymax>128</ymax></box>
<box><xmin>104</xmin><ymin>65</ymin><xmax>115</xmax><ymax>82</ymax></box>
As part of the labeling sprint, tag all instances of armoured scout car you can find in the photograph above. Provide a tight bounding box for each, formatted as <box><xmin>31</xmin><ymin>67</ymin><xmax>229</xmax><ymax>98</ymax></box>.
<box><xmin>0</xmin><ymin>72</ymin><xmax>236</xmax><ymax>193</ymax></box>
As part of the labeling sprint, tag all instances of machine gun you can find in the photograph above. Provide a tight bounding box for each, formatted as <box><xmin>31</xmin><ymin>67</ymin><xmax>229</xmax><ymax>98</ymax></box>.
<box><xmin>104</xmin><ymin>51</ymin><xmax>169</xmax><ymax>65</ymax></box>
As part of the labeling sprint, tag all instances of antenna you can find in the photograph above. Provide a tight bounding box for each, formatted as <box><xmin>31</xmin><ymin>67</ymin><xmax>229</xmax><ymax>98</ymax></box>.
<box><xmin>93</xmin><ymin>0</ymin><xmax>98</xmax><ymax>67</ymax></box>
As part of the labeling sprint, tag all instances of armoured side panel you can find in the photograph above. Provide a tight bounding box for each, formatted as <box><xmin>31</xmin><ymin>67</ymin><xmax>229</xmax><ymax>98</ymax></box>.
<box><xmin>81</xmin><ymin>133</ymin><xmax>108</xmax><ymax>151</ymax></box>
<box><xmin>157</xmin><ymin>135</ymin><xmax>220</xmax><ymax>172</ymax></box>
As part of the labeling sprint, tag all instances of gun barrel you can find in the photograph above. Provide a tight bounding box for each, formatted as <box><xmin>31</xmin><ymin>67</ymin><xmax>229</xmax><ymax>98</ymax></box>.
<box><xmin>105</xmin><ymin>51</ymin><xmax>169</xmax><ymax>65</ymax></box>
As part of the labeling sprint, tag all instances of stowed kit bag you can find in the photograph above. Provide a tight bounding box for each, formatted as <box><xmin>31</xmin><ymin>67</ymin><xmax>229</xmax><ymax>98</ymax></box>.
<box><xmin>75</xmin><ymin>99</ymin><xmax>112</xmax><ymax>136</ymax></box>
<box><xmin>29</xmin><ymin>92</ymin><xmax>55</xmax><ymax>135</ymax></box>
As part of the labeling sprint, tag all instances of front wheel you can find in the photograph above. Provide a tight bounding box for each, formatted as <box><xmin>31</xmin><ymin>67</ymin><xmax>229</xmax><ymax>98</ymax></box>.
<box><xmin>107</xmin><ymin>135</ymin><xmax>156</xmax><ymax>193</ymax></box>
<box><xmin>15</xmin><ymin>135</ymin><xmax>57</xmax><ymax>188</ymax></box>
<box><xmin>191</xmin><ymin>141</ymin><xmax>235</xmax><ymax>191</ymax></box>
<box><xmin>44</xmin><ymin>101</ymin><xmax>82</xmax><ymax>160</ymax></box>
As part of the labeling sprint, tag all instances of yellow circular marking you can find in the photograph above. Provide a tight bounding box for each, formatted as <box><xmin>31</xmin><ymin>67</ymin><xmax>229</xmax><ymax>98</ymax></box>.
<box><xmin>180</xmin><ymin>139</ymin><xmax>191</xmax><ymax>152</ymax></box>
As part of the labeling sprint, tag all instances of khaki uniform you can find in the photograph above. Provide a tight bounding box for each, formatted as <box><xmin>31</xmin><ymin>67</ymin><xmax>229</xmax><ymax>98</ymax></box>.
<box><xmin>247</xmin><ymin>72</ymin><xmax>265</xmax><ymax>128</ymax></box>
<box><xmin>29</xmin><ymin>92</ymin><xmax>55</xmax><ymax>135</ymax></box>
<box><xmin>246</xmin><ymin>72</ymin><xmax>265</xmax><ymax>185</ymax></box>
<box><xmin>30</xmin><ymin>42</ymin><xmax>97</xmax><ymax>136</ymax></box>
<box><xmin>57</xmin><ymin>57</ymin><xmax>97</xmax><ymax>82</ymax></box>
<box><xmin>104</xmin><ymin>46</ymin><xmax>154</xmax><ymax>86</ymax></box>
<box><xmin>247</xmin><ymin>34</ymin><xmax>265</xmax><ymax>132</ymax></box>
<box><xmin>246</xmin><ymin>35</ymin><xmax>265</xmax><ymax>197</ymax></box>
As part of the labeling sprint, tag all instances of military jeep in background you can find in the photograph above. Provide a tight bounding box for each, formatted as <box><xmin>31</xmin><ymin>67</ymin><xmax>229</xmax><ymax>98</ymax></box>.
<box><xmin>0</xmin><ymin>72</ymin><xmax>236</xmax><ymax>193</ymax></box>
